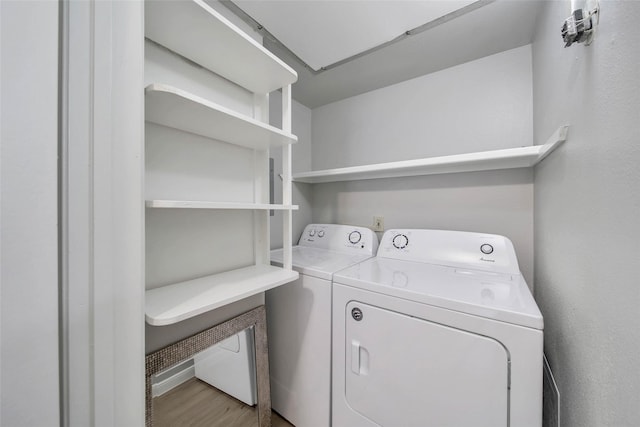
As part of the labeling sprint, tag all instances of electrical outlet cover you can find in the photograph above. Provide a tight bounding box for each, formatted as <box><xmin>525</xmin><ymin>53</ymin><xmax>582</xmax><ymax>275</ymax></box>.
<box><xmin>373</xmin><ymin>216</ymin><xmax>384</xmax><ymax>232</ymax></box>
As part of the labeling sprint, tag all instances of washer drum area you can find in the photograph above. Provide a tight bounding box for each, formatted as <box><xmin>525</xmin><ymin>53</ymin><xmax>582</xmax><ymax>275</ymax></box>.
<box><xmin>332</xmin><ymin>229</ymin><xmax>544</xmax><ymax>427</ymax></box>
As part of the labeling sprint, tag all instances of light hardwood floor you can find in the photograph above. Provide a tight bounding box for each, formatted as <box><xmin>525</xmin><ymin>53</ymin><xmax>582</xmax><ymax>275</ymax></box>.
<box><xmin>153</xmin><ymin>378</ymin><xmax>294</xmax><ymax>427</ymax></box>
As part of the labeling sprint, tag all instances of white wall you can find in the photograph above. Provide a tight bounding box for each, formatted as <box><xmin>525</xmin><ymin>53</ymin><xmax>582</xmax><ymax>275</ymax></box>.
<box><xmin>311</xmin><ymin>46</ymin><xmax>536</xmax><ymax>284</ymax></box>
<box><xmin>532</xmin><ymin>1</ymin><xmax>640</xmax><ymax>426</ymax></box>
<box><xmin>0</xmin><ymin>1</ymin><xmax>60</xmax><ymax>425</ymax></box>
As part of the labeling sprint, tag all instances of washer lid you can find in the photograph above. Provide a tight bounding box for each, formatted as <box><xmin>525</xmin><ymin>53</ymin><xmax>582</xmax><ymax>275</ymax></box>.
<box><xmin>271</xmin><ymin>246</ymin><xmax>374</xmax><ymax>280</ymax></box>
<box><xmin>333</xmin><ymin>257</ymin><xmax>543</xmax><ymax>329</ymax></box>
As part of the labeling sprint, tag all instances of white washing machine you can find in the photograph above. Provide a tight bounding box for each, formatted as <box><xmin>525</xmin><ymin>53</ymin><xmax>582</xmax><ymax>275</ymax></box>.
<box><xmin>332</xmin><ymin>229</ymin><xmax>544</xmax><ymax>427</ymax></box>
<box><xmin>269</xmin><ymin>224</ymin><xmax>379</xmax><ymax>427</ymax></box>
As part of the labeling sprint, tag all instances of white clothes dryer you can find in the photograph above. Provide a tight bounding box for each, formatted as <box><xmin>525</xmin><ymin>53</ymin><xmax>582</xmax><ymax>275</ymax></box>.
<box><xmin>332</xmin><ymin>229</ymin><xmax>544</xmax><ymax>427</ymax></box>
<box><xmin>269</xmin><ymin>224</ymin><xmax>379</xmax><ymax>427</ymax></box>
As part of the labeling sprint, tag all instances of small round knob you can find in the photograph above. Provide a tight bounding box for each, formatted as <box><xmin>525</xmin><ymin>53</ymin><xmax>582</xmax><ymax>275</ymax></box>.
<box><xmin>308</xmin><ymin>229</ymin><xmax>316</xmax><ymax>237</ymax></box>
<box><xmin>318</xmin><ymin>230</ymin><xmax>325</xmax><ymax>238</ymax></box>
<box><xmin>480</xmin><ymin>244</ymin><xmax>494</xmax><ymax>255</ymax></box>
<box><xmin>392</xmin><ymin>234</ymin><xmax>409</xmax><ymax>249</ymax></box>
<box><xmin>348</xmin><ymin>231</ymin><xmax>362</xmax><ymax>244</ymax></box>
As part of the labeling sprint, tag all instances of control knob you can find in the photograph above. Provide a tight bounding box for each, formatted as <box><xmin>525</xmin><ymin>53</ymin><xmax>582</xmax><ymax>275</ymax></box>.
<box><xmin>392</xmin><ymin>234</ymin><xmax>409</xmax><ymax>249</ymax></box>
<box><xmin>318</xmin><ymin>230</ymin><xmax>325</xmax><ymax>238</ymax></box>
<box><xmin>308</xmin><ymin>229</ymin><xmax>316</xmax><ymax>237</ymax></box>
<box><xmin>480</xmin><ymin>244</ymin><xmax>494</xmax><ymax>255</ymax></box>
<box><xmin>348</xmin><ymin>231</ymin><xmax>362</xmax><ymax>244</ymax></box>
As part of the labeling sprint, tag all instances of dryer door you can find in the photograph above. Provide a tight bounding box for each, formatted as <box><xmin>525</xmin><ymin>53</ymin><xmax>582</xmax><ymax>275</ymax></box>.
<box><xmin>345</xmin><ymin>301</ymin><xmax>509</xmax><ymax>427</ymax></box>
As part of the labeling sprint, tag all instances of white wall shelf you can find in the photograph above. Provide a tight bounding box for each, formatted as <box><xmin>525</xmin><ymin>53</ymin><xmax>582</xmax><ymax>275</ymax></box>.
<box><xmin>145</xmin><ymin>0</ymin><xmax>297</xmax><ymax>94</ymax></box>
<box><xmin>145</xmin><ymin>84</ymin><xmax>298</xmax><ymax>150</ymax></box>
<box><xmin>145</xmin><ymin>265</ymin><xmax>299</xmax><ymax>326</ymax></box>
<box><xmin>293</xmin><ymin>126</ymin><xmax>569</xmax><ymax>184</ymax></box>
<box><xmin>146</xmin><ymin>200</ymin><xmax>299</xmax><ymax>210</ymax></box>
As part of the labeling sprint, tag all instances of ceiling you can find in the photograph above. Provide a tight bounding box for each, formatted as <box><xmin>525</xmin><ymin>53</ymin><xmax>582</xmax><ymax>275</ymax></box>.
<box><xmin>232</xmin><ymin>0</ymin><xmax>477</xmax><ymax>71</ymax></box>
<box><xmin>228</xmin><ymin>0</ymin><xmax>545</xmax><ymax>109</ymax></box>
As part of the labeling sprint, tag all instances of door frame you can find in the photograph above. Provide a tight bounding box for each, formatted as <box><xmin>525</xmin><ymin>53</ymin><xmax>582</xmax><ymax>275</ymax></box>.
<box><xmin>59</xmin><ymin>1</ymin><xmax>145</xmax><ymax>425</ymax></box>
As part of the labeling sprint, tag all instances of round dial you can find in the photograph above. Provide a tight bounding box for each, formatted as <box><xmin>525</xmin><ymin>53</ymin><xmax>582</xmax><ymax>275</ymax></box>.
<box><xmin>318</xmin><ymin>230</ymin><xmax>325</xmax><ymax>238</ymax></box>
<box><xmin>392</xmin><ymin>234</ymin><xmax>409</xmax><ymax>249</ymax></box>
<box><xmin>480</xmin><ymin>244</ymin><xmax>494</xmax><ymax>255</ymax></box>
<box><xmin>308</xmin><ymin>229</ymin><xmax>316</xmax><ymax>237</ymax></box>
<box><xmin>348</xmin><ymin>231</ymin><xmax>362</xmax><ymax>244</ymax></box>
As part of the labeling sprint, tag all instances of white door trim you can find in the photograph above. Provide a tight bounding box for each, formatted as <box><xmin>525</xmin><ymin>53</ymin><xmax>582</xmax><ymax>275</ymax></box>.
<box><xmin>60</xmin><ymin>1</ymin><xmax>145</xmax><ymax>425</ymax></box>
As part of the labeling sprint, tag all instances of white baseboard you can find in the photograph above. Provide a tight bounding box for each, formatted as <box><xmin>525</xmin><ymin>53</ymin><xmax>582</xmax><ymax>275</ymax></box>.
<box><xmin>152</xmin><ymin>364</ymin><xmax>195</xmax><ymax>397</ymax></box>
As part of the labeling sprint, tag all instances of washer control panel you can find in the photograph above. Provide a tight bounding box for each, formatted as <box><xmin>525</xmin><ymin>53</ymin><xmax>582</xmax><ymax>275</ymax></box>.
<box><xmin>299</xmin><ymin>224</ymin><xmax>379</xmax><ymax>255</ymax></box>
<box><xmin>378</xmin><ymin>229</ymin><xmax>520</xmax><ymax>275</ymax></box>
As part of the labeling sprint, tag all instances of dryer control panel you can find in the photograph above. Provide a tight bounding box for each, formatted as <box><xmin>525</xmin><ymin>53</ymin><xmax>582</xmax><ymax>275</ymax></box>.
<box><xmin>299</xmin><ymin>224</ymin><xmax>379</xmax><ymax>255</ymax></box>
<box><xmin>378</xmin><ymin>229</ymin><xmax>520</xmax><ymax>275</ymax></box>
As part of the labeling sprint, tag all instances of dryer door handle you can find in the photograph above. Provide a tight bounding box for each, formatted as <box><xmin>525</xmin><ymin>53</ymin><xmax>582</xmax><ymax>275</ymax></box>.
<box><xmin>351</xmin><ymin>341</ymin><xmax>360</xmax><ymax>374</ymax></box>
<box><xmin>351</xmin><ymin>340</ymin><xmax>369</xmax><ymax>375</ymax></box>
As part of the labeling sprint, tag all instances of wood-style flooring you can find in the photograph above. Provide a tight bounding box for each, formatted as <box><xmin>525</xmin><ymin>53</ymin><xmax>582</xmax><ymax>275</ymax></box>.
<box><xmin>153</xmin><ymin>378</ymin><xmax>294</xmax><ymax>427</ymax></box>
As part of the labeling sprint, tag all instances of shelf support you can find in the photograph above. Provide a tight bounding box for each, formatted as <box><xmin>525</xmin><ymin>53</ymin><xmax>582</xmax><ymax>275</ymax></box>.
<box><xmin>281</xmin><ymin>85</ymin><xmax>293</xmax><ymax>270</ymax></box>
<box><xmin>253</xmin><ymin>93</ymin><xmax>270</xmax><ymax>266</ymax></box>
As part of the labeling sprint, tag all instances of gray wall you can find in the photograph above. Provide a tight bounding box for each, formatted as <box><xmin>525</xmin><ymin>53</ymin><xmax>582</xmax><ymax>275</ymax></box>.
<box><xmin>1</xmin><ymin>1</ymin><xmax>60</xmax><ymax>424</ymax></box>
<box><xmin>310</xmin><ymin>46</ymin><xmax>536</xmax><ymax>285</ymax></box>
<box><xmin>532</xmin><ymin>1</ymin><xmax>640</xmax><ymax>426</ymax></box>
<box><xmin>312</xmin><ymin>45</ymin><xmax>533</xmax><ymax>169</ymax></box>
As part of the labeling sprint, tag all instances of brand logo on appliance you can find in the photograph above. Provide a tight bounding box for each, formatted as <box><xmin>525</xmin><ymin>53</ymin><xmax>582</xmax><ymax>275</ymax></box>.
<box><xmin>480</xmin><ymin>257</ymin><xmax>495</xmax><ymax>263</ymax></box>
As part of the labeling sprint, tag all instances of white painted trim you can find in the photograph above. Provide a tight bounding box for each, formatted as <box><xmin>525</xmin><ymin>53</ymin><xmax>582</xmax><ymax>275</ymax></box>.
<box><xmin>152</xmin><ymin>365</ymin><xmax>195</xmax><ymax>398</ymax></box>
<box><xmin>62</xmin><ymin>1</ymin><xmax>144</xmax><ymax>425</ymax></box>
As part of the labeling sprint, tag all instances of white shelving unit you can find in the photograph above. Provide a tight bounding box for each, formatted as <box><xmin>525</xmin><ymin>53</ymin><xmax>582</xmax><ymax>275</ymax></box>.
<box><xmin>144</xmin><ymin>0</ymin><xmax>298</xmax><ymax>326</ymax></box>
<box><xmin>145</xmin><ymin>84</ymin><xmax>298</xmax><ymax>150</ymax></box>
<box><xmin>293</xmin><ymin>126</ymin><xmax>569</xmax><ymax>184</ymax></box>
<box><xmin>145</xmin><ymin>0</ymin><xmax>296</xmax><ymax>94</ymax></box>
<box><xmin>146</xmin><ymin>265</ymin><xmax>298</xmax><ymax>326</ymax></box>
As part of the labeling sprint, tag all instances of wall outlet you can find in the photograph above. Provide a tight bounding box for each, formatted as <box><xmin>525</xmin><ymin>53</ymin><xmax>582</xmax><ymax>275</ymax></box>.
<box><xmin>373</xmin><ymin>216</ymin><xmax>384</xmax><ymax>232</ymax></box>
